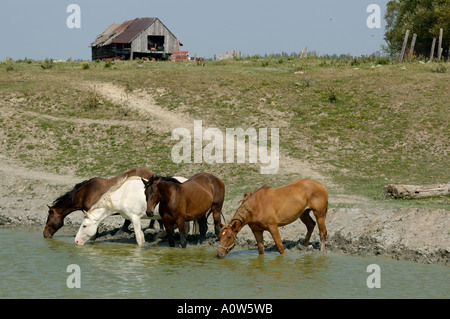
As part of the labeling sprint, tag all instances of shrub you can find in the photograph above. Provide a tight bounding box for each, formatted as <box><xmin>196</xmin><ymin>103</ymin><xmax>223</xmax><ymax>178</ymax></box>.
<box><xmin>41</xmin><ymin>58</ymin><xmax>55</xmax><ymax>69</ymax></box>
<box><xmin>432</xmin><ymin>63</ymin><xmax>448</xmax><ymax>74</ymax></box>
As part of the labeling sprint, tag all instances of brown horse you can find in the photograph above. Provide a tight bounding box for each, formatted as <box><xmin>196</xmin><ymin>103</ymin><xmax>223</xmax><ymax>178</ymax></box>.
<box><xmin>216</xmin><ymin>179</ymin><xmax>328</xmax><ymax>258</ymax></box>
<box><xmin>44</xmin><ymin>168</ymin><xmax>155</xmax><ymax>238</ymax></box>
<box><xmin>143</xmin><ymin>172</ymin><xmax>225</xmax><ymax>248</ymax></box>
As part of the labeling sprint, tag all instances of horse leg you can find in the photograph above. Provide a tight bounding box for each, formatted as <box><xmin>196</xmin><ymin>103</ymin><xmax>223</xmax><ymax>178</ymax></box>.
<box><xmin>176</xmin><ymin>217</ymin><xmax>187</xmax><ymax>248</ymax></box>
<box><xmin>267</xmin><ymin>225</ymin><xmax>285</xmax><ymax>255</ymax></box>
<box><xmin>164</xmin><ymin>222</ymin><xmax>176</xmax><ymax>247</ymax></box>
<box><xmin>251</xmin><ymin>229</ymin><xmax>265</xmax><ymax>255</ymax></box>
<box><xmin>316</xmin><ymin>216</ymin><xmax>327</xmax><ymax>252</ymax></box>
<box><xmin>197</xmin><ymin>216</ymin><xmax>207</xmax><ymax>243</ymax></box>
<box><xmin>130</xmin><ymin>215</ymin><xmax>145</xmax><ymax>246</ymax></box>
<box><xmin>299</xmin><ymin>210</ymin><xmax>316</xmax><ymax>246</ymax></box>
<box><xmin>210</xmin><ymin>204</ymin><xmax>224</xmax><ymax>236</ymax></box>
<box><xmin>115</xmin><ymin>219</ymin><xmax>131</xmax><ymax>236</ymax></box>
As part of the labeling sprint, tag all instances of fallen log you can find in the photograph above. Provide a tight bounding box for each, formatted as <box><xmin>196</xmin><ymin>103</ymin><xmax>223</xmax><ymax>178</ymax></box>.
<box><xmin>383</xmin><ymin>183</ymin><xmax>450</xmax><ymax>199</ymax></box>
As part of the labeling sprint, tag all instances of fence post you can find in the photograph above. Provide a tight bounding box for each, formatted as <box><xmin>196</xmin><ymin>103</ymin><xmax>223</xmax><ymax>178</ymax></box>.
<box><xmin>300</xmin><ymin>47</ymin><xmax>307</xmax><ymax>58</ymax></box>
<box><xmin>409</xmin><ymin>33</ymin><xmax>417</xmax><ymax>58</ymax></box>
<box><xmin>399</xmin><ymin>29</ymin><xmax>409</xmax><ymax>63</ymax></box>
<box><xmin>437</xmin><ymin>28</ymin><xmax>443</xmax><ymax>60</ymax></box>
<box><xmin>429</xmin><ymin>38</ymin><xmax>436</xmax><ymax>62</ymax></box>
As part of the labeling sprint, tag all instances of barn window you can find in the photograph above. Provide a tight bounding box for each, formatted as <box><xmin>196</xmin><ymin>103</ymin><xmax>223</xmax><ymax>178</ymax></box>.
<box><xmin>148</xmin><ymin>35</ymin><xmax>165</xmax><ymax>51</ymax></box>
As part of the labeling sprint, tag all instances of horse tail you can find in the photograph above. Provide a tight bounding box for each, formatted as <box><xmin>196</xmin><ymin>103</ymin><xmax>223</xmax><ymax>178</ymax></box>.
<box><xmin>206</xmin><ymin>209</ymin><xmax>226</xmax><ymax>224</ymax></box>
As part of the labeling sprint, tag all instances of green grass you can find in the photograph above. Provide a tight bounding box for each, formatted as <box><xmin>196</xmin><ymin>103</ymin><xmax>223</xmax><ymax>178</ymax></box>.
<box><xmin>0</xmin><ymin>57</ymin><xmax>448</xmax><ymax>207</ymax></box>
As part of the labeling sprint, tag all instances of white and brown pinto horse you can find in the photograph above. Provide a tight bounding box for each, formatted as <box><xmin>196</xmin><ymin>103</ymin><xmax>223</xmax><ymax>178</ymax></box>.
<box><xmin>44</xmin><ymin>168</ymin><xmax>156</xmax><ymax>238</ymax></box>
<box><xmin>75</xmin><ymin>176</ymin><xmax>187</xmax><ymax>246</ymax></box>
<box><xmin>217</xmin><ymin>179</ymin><xmax>328</xmax><ymax>258</ymax></box>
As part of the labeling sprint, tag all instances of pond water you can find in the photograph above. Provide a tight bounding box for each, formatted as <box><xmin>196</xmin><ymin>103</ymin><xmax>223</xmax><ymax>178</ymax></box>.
<box><xmin>0</xmin><ymin>230</ymin><xmax>448</xmax><ymax>299</ymax></box>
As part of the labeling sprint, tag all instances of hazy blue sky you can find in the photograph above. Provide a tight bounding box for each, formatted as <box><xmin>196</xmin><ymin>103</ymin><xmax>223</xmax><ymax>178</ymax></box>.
<box><xmin>0</xmin><ymin>0</ymin><xmax>390</xmax><ymax>60</ymax></box>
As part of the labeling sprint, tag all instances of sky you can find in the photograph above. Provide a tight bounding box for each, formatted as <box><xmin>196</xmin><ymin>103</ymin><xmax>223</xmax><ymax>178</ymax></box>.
<box><xmin>0</xmin><ymin>0</ymin><xmax>390</xmax><ymax>61</ymax></box>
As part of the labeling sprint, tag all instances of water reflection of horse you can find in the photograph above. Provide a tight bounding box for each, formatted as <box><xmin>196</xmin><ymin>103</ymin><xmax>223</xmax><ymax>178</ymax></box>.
<box><xmin>44</xmin><ymin>168</ymin><xmax>155</xmax><ymax>238</ymax></box>
<box><xmin>74</xmin><ymin>176</ymin><xmax>187</xmax><ymax>246</ymax></box>
<box><xmin>217</xmin><ymin>179</ymin><xmax>328</xmax><ymax>258</ymax></box>
<box><xmin>143</xmin><ymin>172</ymin><xmax>225</xmax><ymax>248</ymax></box>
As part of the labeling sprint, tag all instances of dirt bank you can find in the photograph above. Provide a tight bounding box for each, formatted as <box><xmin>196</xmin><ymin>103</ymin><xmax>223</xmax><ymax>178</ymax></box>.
<box><xmin>0</xmin><ymin>163</ymin><xmax>448</xmax><ymax>265</ymax></box>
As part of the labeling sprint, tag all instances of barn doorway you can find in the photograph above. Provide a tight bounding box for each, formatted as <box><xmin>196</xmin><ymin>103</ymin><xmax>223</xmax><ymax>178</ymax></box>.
<box><xmin>148</xmin><ymin>35</ymin><xmax>165</xmax><ymax>52</ymax></box>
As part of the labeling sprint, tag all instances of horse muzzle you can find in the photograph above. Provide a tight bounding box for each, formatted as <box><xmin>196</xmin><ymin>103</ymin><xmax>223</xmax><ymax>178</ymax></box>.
<box><xmin>146</xmin><ymin>210</ymin><xmax>154</xmax><ymax>218</ymax></box>
<box><xmin>216</xmin><ymin>243</ymin><xmax>235</xmax><ymax>258</ymax></box>
<box><xmin>216</xmin><ymin>250</ymin><xmax>227</xmax><ymax>259</ymax></box>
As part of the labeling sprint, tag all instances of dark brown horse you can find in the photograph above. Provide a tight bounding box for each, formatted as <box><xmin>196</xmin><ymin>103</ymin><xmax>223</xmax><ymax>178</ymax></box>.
<box><xmin>217</xmin><ymin>179</ymin><xmax>328</xmax><ymax>258</ymax></box>
<box><xmin>44</xmin><ymin>168</ymin><xmax>155</xmax><ymax>238</ymax></box>
<box><xmin>143</xmin><ymin>172</ymin><xmax>225</xmax><ymax>248</ymax></box>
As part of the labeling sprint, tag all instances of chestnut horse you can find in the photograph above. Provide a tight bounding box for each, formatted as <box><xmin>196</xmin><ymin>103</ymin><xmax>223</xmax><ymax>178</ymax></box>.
<box><xmin>143</xmin><ymin>172</ymin><xmax>225</xmax><ymax>248</ymax></box>
<box><xmin>217</xmin><ymin>179</ymin><xmax>328</xmax><ymax>258</ymax></box>
<box><xmin>44</xmin><ymin>168</ymin><xmax>155</xmax><ymax>238</ymax></box>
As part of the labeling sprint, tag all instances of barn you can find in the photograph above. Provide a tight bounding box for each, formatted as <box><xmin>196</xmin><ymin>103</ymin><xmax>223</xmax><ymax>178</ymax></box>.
<box><xmin>90</xmin><ymin>17</ymin><xmax>183</xmax><ymax>60</ymax></box>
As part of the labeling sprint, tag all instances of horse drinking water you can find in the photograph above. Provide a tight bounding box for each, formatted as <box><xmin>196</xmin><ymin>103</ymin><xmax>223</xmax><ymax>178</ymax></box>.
<box><xmin>44</xmin><ymin>168</ymin><xmax>155</xmax><ymax>238</ymax></box>
<box><xmin>74</xmin><ymin>176</ymin><xmax>187</xmax><ymax>245</ymax></box>
<box><xmin>143</xmin><ymin>172</ymin><xmax>225</xmax><ymax>248</ymax></box>
<box><xmin>217</xmin><ymin>179</ymin><xmax>328</xmax><ymax>258</ymax></box>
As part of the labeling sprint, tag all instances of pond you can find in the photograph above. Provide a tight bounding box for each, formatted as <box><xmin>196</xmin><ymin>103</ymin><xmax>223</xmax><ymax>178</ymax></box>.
<box><xmin>0</xmin><ymin>230</ymin><xmax>448</xmax><ymax>299</ymax></box>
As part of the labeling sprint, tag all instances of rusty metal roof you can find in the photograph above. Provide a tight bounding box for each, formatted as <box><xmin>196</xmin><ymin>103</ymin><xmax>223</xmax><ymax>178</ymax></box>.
<box><xmin>91</xmin><ymin>18</ymin><xmax>155</xmax><ymax>47</ymax></box>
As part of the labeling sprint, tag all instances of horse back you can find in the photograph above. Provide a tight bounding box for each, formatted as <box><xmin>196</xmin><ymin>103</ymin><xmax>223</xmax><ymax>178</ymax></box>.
<box><xmin>176</xmin><ymin>173</ymin><xmax>225</xmax><ymax>215</ymax></box>
<box><xmin>252</xmin><ymin>179</ymin><xmax>327</xmax><ymax>224</ymax></box>
<box><xmin>287</xmin><ymin>179</ymin><xmax>328</xmax><ymax>212</ymax></box>
<box><xmin>186</xmin><ymin>173</ymin><xmax>225</xmax><ymax>200</ymax></box>
<box><xmin>74</xmin><ymin>168</ymin><xmax>155</xmax><ymax>210</ymax></box>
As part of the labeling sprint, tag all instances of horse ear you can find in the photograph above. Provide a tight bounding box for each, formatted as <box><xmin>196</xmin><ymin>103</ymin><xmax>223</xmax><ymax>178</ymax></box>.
<box><xmin>141</xmin><ymin>178</ymin><xmax>148</xmax><ymax>185</ymax></box>
<box><xmin>230</xmin><ymin>220</ymin><xmax>239</xmax><ymax>230</ymax></box>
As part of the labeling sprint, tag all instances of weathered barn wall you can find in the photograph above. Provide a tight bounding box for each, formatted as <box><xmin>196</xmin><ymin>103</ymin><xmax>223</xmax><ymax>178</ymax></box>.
<box><xmin>131</xmin><ymin>19</ymin><xmax>179</xmax><ymax>54</ymax></box>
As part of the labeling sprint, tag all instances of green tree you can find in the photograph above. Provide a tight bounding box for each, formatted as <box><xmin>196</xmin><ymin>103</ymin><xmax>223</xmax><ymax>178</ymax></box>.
<box><xmin>384</xmin><ymin>0</ymin><xmax>449</xmax><ymax>58</ymax></box>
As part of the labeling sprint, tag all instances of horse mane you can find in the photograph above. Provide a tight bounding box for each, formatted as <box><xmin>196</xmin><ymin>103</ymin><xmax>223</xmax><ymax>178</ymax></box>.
<box><xmin>232</xmin><ymin>185</ymin><xmax>270</xmax><ymax>224</ymax></box>
<box><xmin>52</xmin><ymin>178</ymin><xmax>97</xmax><ymax>207</ymax></box>
<box><xmin>239</xmin><ymin>185</ymin><xmax>269</xmax><ymax>204</ymax></box>
<box><xmin>88</xmin><ymin>176</ymin><xmax>132</xmax><ymax>212</ymax></box>
<box><xmin>146</xmin><ymin>175</ymin><xmax>182</xmax><ymax>187</ymax></box>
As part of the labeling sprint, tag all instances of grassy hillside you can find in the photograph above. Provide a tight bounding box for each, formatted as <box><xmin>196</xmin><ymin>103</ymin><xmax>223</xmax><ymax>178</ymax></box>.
<box><xmin>1</xmin><ymin>57</ymin><xmax>448</xmax><ymax>207</ymax></box>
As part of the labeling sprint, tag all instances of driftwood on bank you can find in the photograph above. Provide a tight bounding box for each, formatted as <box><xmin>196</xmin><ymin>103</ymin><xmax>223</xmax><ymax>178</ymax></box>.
<box><xmin>383</xmin><ymin>183</ymin><xmax>450</xmax><ymax>199</ymax></box>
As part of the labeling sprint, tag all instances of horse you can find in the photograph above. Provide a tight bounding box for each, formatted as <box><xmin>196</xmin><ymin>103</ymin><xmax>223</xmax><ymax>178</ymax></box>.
<box><xmin>143</xmin><ymin>172</ymin><xmax>225</xmax><ymax>248</ymax></box>
<box><xmin>44</xmin><ymin>168</ymin><xmax>155</xmax><ymax>238</ymax></box>
<box><xmin>216</xmin><ymin>179</ymin><xmax>328</xmax><ymax>258</ymax></box>
<box><xmin>74</xmin><ymin>176</ymin><xmax>187</xmax><ymax>246</ymax></box>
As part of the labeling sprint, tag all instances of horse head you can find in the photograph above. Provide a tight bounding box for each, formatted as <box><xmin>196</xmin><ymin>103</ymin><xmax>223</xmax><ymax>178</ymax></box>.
<box><xmin>216</xmin><ymin>220</ymin><xmax>239</xmax><ymax>258</ymax></box>
<box><xmin>142</xmin><ymin>177</ymin><xmax>162</xmax><ymax>217</ymax></box>
<box><xmin>74</xmin><ymin>213</ymin><xmax>99</xmax><ymax>245</ymax></box>
<box><xmin>43</xmin><ymin>205</ymin><xmax>64</xmax><ymax>238</ymax></box>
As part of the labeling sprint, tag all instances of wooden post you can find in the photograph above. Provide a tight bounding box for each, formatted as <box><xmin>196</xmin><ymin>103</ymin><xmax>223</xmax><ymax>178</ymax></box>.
<box><xmin>437</xmin><ymin>28</ymin><xmax>443</xmax><ymax>60</ymax></box>
<box><xmin>409</xmin><ymin>33</ymin><xmax>417</xmax><ymax>58</ymax></box>
<box><xmin>429</xmin><ymin>38</ymin><xmax>436</xmax><ymax>62</ymax></box>
<box><xmin>399</xmin><ymin>29</ymin><xmax>409</xmax><ymax>63</ymax></box>
<box><xmin>300</xmin><ymin>47</ymin><xmax>307</xmax><ymax>58</ymax></box>
<box><xmin>383</xmin><ymin>183</ymin><xmax>450</xmax><ymax>199</ymax></box>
